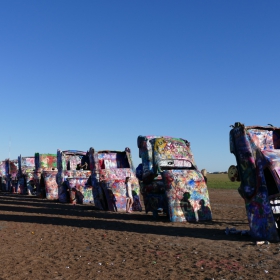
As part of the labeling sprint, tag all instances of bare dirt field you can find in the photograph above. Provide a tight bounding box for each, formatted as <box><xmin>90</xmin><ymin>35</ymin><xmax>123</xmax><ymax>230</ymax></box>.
<box><xmin>0</xmin><ymin>189</ymin><xmax>279</xmax><ymax>280</ymax></box>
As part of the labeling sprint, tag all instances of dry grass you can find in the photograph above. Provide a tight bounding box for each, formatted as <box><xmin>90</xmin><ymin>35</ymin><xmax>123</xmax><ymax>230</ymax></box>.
<box><xmin>207</xmin><ymin>173</ymin><xmax>240</xmax><ymax>189</ymax></box>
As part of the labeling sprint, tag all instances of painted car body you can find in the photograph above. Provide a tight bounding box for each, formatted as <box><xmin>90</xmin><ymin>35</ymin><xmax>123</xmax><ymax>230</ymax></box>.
<box><xmin>34</xmin><ymin>153</ymin><xmax>58</xmax><ymax>200</ymax></box>
<box><xmin>229</xmin><ymin>122</ymin><xmax>280</xmax><ymax>241</ymax></box>
<box><xmin>0</xmin><ymin>161</ymin><xmax>5</xmax><ymax>177</ymax></box>
<box><xmin>137</xmin><ymin>135</ymin><xmax>212</xmax><ymax>222</ymax></box>
<box><xmin>57</xmin><ymin>150</ymin><xmax>93</xmax><ymax>204</ymax></box>
<box><xmin>17</xmin><ymin>156</ymin><xmax>35</xmax><ymax>194</ymax></box>
<box><xmin>0</xmin><ymin>161</ymin><xmax>6</xmax><ymax>191</ymax></box>
<box><xmin>89</xmin><ymin>147</ymin><xmax>142</xmax><ymax>212</ymax></box>
<box><xmin>4</xmin><ymin>159</ymin><xmax>18</xmax><ymax>192</ymax></box>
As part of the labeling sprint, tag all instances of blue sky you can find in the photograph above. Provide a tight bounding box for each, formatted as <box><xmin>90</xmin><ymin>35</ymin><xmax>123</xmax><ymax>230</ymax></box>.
<box><xmin>0</xmin><ymin>0</ymin><xmax>279</xmax><ymax>172</ymax></box>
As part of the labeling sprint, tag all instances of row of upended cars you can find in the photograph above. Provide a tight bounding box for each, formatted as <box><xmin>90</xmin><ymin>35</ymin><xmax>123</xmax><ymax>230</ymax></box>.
<box><xmin>1</xmin><ymin>125</ymin><xmax>280</xmax><ymax>242</ymax></box>
<box><xmin>0</xmin><ymin>136</ymin><xmax>212</xmax><ymax>224</ymax></box>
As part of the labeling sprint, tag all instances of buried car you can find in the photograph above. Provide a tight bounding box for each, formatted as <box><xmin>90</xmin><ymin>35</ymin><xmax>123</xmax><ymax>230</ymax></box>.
<box><xmin>229</xmin><ymin>122</ymin><xmax>280</xmax><ymax>242</ymax></box>
<box><xmin>0</xmin><ymin>160</ymin><xmax>7</xmax><ymax>191</ymax></box>
<box><xmin>17</xmin><ymin>155</ymin><xmax>35</xmax><ymax>194</ymax></box>
<box><xmin>137</xmin><ymin>135</ymin><xmax>212</xmax><ymax>222</ymax></box>
<box><xmin>89</xmin><ymin>147</ymin><xmax>142</xmax><ymax>212</ymax></box>
<box><xmin>5</xmin><ymin>159</ymin><xmax>18</xmax><ymax>192</ymax></box>
<box><xmin>56</xmin><ymin>149</ymin><xmax>92</xmax><ymax>204</ymax></box>
<box><xmin>34</xmin><ymin>153</ymin><xmax>58</xmax><ymax>200</ymax></box>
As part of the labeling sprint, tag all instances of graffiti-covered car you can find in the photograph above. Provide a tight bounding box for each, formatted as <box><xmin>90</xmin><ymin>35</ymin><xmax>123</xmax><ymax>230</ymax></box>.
<box><xmin>137</xmin><ymin>135</ymin><xmax>212</xmax><ymax>222</ymax></box>
<box><xmin>17</xmin><ymin>155</ymin><xmax>35</xmax><ymax>194</ymax></box>
<box><xmin>229</xmin><ymin>122</ymin><xmax>280</xmax><ymax>241</ymax></box>
<box><xmin>4</xmin><ymin>159</ymin><xmax>18</xmax><ymax>192</ymax></box>
<box><xmin>0</xmin><ymin>160</ymin><xmax>6</xmax><ymax>191</ymax></box>
<box><xmin>34</xmin><ymin>153</ymin><xmax>58</xmax><ymax>200</ymax></box>
<box><xmin>57</xmin><ymin>150</ymin><xmax>93</xmax><ymax>204</ymax></box>
<box><xmin>89</xmin><ymin>147</ymin><xmax>142</xmax><ymax>212</ymax></box>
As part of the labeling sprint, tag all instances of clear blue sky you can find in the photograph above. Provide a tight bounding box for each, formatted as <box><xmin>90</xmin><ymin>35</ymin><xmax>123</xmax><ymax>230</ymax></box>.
<box><xmin>1</xmin><ymin>0</ymin><xmax>279</xmax><ymax>172</ymax></box>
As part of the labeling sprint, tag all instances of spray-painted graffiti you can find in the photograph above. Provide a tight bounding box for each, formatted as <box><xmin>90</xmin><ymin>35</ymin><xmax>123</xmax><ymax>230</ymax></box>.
<box><xmin>57</xmin><ymin>150</ymin><xmax>92</xmax><ymax>204</ymax></box>
<box><xmin>162</xmin><ymin>170</ymin><xmax>212</xmax><ymax>222</ymax></box>
<box><xmin>42</xmin><ymin>170</ymin><xmax>58</xmax><ymax>200</ymax></box>
<box><xmin>17</xmin><ymin>156</ymin><xmax>35</xmax><ymax>195</ymax></box>
<box><xmin>35</xmin><ymin>153</ymin><xmax>57</xmax><ymax>171</ymax></box>
<box><xmin>89</xmin><ymin>148</ymin><xmax>141</xmax><ymax>212</ymax></box>
<box><xmin>8</xmin><ymin>160</ymin><xmax>18</xmax><ymax>179</ymax></box>
<box><xmin>0</xmin><ymin>161</ymin><xmax>6</xmax><ymax>177</ymax></box>
<box><xmin>34</xmin><ymin>153</ymin><xmax>58</xmax><ymax>199</ymax></box>
<box><xmin>154</xmin><ymin>137</ymin><xmax>195</xmax><ymax>161</ymax></box>
<box><xmin>0</xmin><ymin>161</ymin><xmax>6</xmax><ymax>191</ymax></box>
<box><xmin>3</xmin><ymin>159</ymin><xmax>19</xmax><ymax>192</ymax></box>
<box><xmin>229</xmin><ymin>123</ymin><xmax>280</xmax><ymax>241</ymax></box>
<box><xmin>137</xmin><ymin>135</ymin><xmax>212</xmax><ymax>222</ymax></box>
<box><xmin>33</xmin><ymin>171</ymin><xmax>42</xmax><ymax>196</ymax></box>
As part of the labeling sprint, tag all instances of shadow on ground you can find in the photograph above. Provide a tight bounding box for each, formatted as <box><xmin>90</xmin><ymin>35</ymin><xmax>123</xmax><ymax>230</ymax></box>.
<box><xmin>0</xmin><ymin>193</ymin><xmax>250</xmax><ymax>242</ymax></box>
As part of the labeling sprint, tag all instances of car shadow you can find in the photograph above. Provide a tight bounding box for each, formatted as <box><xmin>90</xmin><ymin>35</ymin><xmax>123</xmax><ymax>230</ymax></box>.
<box><xmin>0</xmin><ymin>194</ymin><xmax>251</xmax><ymax>242</ymax></box>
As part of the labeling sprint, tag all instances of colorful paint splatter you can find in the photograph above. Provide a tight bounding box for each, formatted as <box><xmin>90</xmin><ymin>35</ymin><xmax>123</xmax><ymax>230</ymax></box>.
<box><xmin>34</xmin><ymin>153</ymin><xmax>58</xmax><ymax>199</ymax></box>
<box><xmin>89</xmin><ymin>147</ymin><xmax>141</xmax><ymax>212</ymax></box>
<box><xmin>57</xmin><ymin>150</ymin><xmax>93</xmax><ymax>204</ymax></box>
<box><xmin>17</xmin><ymin>156</ymin><xmax>35</xmax><ymax>194</ymax></box>
<box><xmin>229</xmin><ymin>123</ymin><xmax>280</xmax><ymax>241</ymax></box>
<box><xmin>137</xmin><ymin>135</ymin><xmax>212</xmax><ymax>222</ymax></box>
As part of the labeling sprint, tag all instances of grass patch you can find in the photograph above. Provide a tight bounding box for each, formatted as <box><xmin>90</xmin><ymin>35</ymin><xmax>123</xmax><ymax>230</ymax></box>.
<box><xmin>207</xmin><ymin>173</ymin><xmax>240</xmax><ymax>189</ymax></box>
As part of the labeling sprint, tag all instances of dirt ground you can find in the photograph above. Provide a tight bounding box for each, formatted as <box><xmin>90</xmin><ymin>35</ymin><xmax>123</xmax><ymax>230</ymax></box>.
<box><xmin>0</xmin><ymin>189</ymin><xmax>279</xmax><ymax>280</ymax></box>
